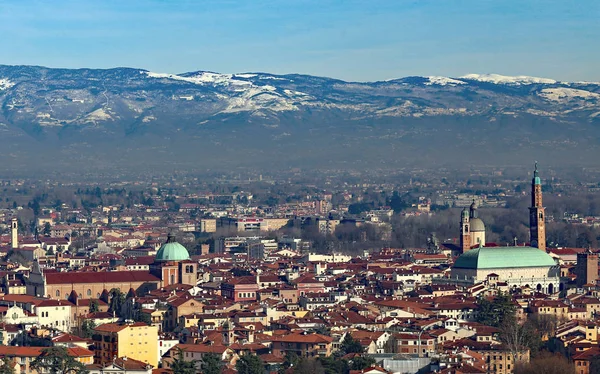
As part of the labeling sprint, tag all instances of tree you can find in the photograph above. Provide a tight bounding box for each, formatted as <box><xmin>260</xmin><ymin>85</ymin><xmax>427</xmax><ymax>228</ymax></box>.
<box><xmin>499</xmin><ymin>315</ymin><xmax>531</xmax><ymax>363</ymax></box>
<box><xmin>389</xmin><ymin>191</ymin><xmax>409</xmax><ymax>213</ymax></box>
<box><xmin>80</xmin><ymin>319</ymin><xmax>96</xmax><ymax>338</ymax></box>
<box><xmin>134</xmin><ymin>310</ymin><xmax>152</xmax><ymax>324</ymax></box>
<box><xmin>589</xmin><ymin>355</ymin><xmax>600</xmax><ymax>374</ymax></box>
<box><xmin>235</xmin><ymin>353</ymin><xmax>264</xmax><ymax>374</ymax></box>
<box><xmin>89</xmin><ymin>299</ymin><xmax>100</xmax><ymax>314</ymax></box>
<box><xmin>349</xmin><ymin>355</ymin><xmax>376</xmax><ymax>371</ymax></box>
<box><xmin>108</xmin><ymin>288</ymin><xmax>125</xmax><ymax>317</ymax></box>
<box><xmin>340</xmin><ymin>334</ymin><xmax>364</xmax><ymax>355</ymax></box>
<box><xmin>293</xmin><ymin>358</ymin><xmax>325</xmax><ymax>374</ymax></box>
<box><xmin>0</xmin><ymin>358</ymin><xmax>15</xmax><ymax>374</ymax></box>
<box><xmin>170</xmin><ymin>348</ymin><xmax>197</xmax><ymax>374</ymax></box>
<box><xmin>201</xmin><ymin>353</ymin><xmax>222</xmax><ymax>374</ymax></box>
<box><xmin>279</xmin><ymin>352</ymin><xmax>300</xmax><ymax>374</ymax></box>
<box><xmin>318</xmin><ymin>356</ymin><xmax>349</xmax><ymax>374</ymax></box>
<box><xmin>476</xmin><ymin>293</ymin><xmax>516</xmax><ymax>327</ymax></box>
<box><xmin>513</xmin><ymin>352</ymin><xmax>574</xmax><ymax>374</ymax></box>
<box><xmin>31</xmin><ymin>347</ymin><xmax>89</xmax><ymax>374</ymax></box>
<box><xmin>43</xmin><ymin>222</ymin><xmax>51</xmax><ymax>236</ymax></box>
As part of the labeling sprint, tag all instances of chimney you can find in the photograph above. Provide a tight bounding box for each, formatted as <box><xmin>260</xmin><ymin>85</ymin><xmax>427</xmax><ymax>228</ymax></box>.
<box><xmin>11</xmin><ymin>218</ymin><xmax>18</xmax><ymax>249</ymax></box>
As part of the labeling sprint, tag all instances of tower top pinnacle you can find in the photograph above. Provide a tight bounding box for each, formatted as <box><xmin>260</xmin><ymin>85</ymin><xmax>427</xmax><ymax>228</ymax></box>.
<box><xmin>533</xmin><ymin>162</ymin><xmax>541</xmax><ymax>185</ymax></box>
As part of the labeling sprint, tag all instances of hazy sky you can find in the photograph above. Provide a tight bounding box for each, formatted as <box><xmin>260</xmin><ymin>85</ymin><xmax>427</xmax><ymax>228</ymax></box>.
<box><xmin>1</xmin><ymin>0</ymin><xmax>598</xmax><ymax>82</ymax></box>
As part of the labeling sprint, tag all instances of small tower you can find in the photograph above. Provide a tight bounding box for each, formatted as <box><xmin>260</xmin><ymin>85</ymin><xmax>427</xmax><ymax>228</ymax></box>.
<box><xmin>529</xmin><ymin>162</ymin><xmax>546</xmax><ymax>251</ymax></box>
<box><xmin>460</xmin><ymin>208</ymin><xmax>471</xmax><ymax>252</ymax></box>
<box><xmin>576</xmin><ymin>250</ymin><xmax>598</xmax><ymax>287</ymax></box>
<box><xmin>11</xmin><ymin>218</ymin><xmax>18</xmax><ymax>249</ymax></box>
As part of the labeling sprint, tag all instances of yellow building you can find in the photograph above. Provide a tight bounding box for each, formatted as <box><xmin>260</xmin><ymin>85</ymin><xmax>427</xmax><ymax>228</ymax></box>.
<box><xmin>93</xmin><ymin>322</ymin><xmax>159</xmax><ymax>368</ymax></box>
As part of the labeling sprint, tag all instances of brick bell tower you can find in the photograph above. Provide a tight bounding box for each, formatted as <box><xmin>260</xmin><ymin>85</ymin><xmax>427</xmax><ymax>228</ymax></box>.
<box><xmin>460</xmin><ymin>207</ymin><xmax>471</xmax><ymax>253</ymax></box>
<box><xmin>529</xmin><ymin>162</ymin><xmax>546</xmax><ymax>251</ymax></box>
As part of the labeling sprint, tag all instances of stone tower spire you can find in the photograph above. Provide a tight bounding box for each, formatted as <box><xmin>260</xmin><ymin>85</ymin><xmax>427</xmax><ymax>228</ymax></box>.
<box><xmin>529</xmin><ymin>162</ymin><xmax>546</xmax><ymax>251</ymax></box>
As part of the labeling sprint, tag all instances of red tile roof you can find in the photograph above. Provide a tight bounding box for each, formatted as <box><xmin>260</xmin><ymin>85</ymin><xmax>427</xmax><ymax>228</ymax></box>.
<box><xmin>271</xmin><ymin>333</ymin><xmax>333</xmax><ymax>344</ymax></box>
<box><xmin>45</xmin><ymin>271</ymin><xmax>160</xmax><ymax>285</ymax></box>
<box><xmin>95</xmin><ymin>322</ymin><xmax>149</xmax><ymax>333</ymax></box>
<box><xmin>173</xmin><ymin>344</ymin><xmax>229</xmax><ymax>354</ymax></box>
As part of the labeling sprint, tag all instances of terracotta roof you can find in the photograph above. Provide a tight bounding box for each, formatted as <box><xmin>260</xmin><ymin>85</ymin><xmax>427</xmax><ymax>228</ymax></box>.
<box><xmin>173</xmin><ymin>344</ymin><xmax>228</xmax><ymax>354</ymax></box>
<box><xmin>271</xmin><ymin>333</ymin><xmax>333</xmax><ymax>344</ymax></box>
<box><xmin>45</xmin><ymin>271</ymin><xmax>160</xmax><ymax>285</ymax></box>
<box><xmin>95</xmin><ymin>322</ymin><xmax>149</xmax><ymax>333</ymax></box>
<box><xmin>52</xmin><ymin>333</ymin><xmax>88</xmax><ymax>343</ymax></box>
<box><xmin>0</xmin><ymin>346</ymin><xmax>93</xmax><ymax>357</ymax></box>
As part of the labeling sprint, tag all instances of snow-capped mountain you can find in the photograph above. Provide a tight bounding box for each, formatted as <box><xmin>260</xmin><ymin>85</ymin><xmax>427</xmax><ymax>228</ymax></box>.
<box><xmin>0</xmin><ymin>65</ymin><xmax>599</xmax><ymax>170</ymax></box>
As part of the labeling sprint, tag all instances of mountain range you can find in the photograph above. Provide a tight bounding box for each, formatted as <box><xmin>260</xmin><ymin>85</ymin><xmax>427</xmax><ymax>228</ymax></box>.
<box><xmin>0</xmin><ymin>65</ymin><xmax>599</xmax><ymax>174</ymax></box>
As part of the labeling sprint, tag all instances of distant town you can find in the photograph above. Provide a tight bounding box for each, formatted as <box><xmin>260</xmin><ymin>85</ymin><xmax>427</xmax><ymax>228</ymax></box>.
<box><xmin>0</xmin><ymin>164</ymin><xmax>598</xmax><ymax>374</ymax></box>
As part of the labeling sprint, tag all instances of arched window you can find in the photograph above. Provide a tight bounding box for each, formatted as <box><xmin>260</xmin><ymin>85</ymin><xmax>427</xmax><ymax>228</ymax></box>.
<box><xmin>56</xmin><ymin>290</ymin><xmax>60</xmax><ymax>297</ymax></box>
<box><xmin>87</xmin><ymin>289</ymin><xmax>92</xmax><ymax>296</ymax></box>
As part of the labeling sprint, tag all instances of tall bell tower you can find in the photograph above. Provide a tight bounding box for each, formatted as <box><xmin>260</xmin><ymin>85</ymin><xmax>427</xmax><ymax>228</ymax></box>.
<box><xmin>529</xmin><ymin>162</ymin><xmax>546</xmax><ymax>251</ymax></box>
<box><xmin>460</xmin><ymin>208</ymin><xmax>471</xmax><ymax>252</ymax></box>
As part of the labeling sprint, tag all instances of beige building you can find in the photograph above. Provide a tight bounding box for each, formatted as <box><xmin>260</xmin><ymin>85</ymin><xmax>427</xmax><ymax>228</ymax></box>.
<box><xmin>93</xmin><ymin>322</ymin><xmax>159</xmax><ymax>367</ymax></box>
<box><xmin>199</xmin><ymin>219</ymin><xmax>217</xmax><ymax>233</ymax></box>
<box><xmin>218</xmin><ymin>217</ymin><xmax>290</xmax><ymax>232</ymax></box>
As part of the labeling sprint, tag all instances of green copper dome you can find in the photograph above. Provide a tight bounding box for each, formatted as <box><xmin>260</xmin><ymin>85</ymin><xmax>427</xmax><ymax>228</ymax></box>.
<box><xmin>155</xmin><ymin>234</ymin><xmax>190</xmax><ymax>262</ymax></box>
<box><xmin>454</xmin><ymin>246</ymin><xmax>556</xmax><ymax>269</ymax></box>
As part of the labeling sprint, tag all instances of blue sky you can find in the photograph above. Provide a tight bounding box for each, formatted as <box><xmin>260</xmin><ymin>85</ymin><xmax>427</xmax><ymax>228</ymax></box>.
<box><xmin>0</xmin><ymin>0</ymin><xmax>598</xmax><ymax>81</ymax></box>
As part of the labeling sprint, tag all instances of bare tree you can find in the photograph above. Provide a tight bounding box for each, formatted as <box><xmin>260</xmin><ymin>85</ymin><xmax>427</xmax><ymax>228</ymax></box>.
<box><xmin>499</xmin><ymin>316</ymin><xmax>530</xmax><ymax>363</ymax></box>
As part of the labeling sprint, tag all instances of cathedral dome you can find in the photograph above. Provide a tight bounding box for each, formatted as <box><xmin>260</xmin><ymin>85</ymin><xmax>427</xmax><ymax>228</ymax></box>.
<box><xmin>453</xmin><ymin>246</ymin><xmax>556</xmax><ymax>270</ymax></box>
<box><xmin>155</xmin><ymin>234</ymin><xmax>190</xmax><ymax>262</ymax></box>
<box><xmin>470</xmin><ymin>218</ymin><xmax>485</xmax><ymax>232</ymax></box>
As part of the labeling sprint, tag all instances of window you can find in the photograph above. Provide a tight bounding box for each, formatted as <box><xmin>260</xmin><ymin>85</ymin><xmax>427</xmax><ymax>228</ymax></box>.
<box><xmin>87</xmin><ymin>289</ymin><xmax>92</xmax><ymax>296</ymax></box>
<box><xmin>56</xmin><ymin>290</ymin><xmax>60</xmax><ymax>297</ymax></box>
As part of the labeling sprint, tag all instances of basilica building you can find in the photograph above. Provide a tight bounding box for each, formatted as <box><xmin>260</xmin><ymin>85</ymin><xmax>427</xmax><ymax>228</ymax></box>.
<box><xmin>447</xmin><ymin>164</ymin><xmax>562</xmax><ymax>293</ymax></box>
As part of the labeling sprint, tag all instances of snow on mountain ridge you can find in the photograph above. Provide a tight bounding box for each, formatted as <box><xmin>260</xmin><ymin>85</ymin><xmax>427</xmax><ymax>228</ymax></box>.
<box><xmin>460</xmin><ymin>73</ymin><xmax>557</xmax><ymax>85</ymax></box>
<box><xmin>538</xmin><ymin>87</ymin><xmax>600</xmax><ymax>102</ymax></box>
<box><xmin>144</xmin><ymin>71</ymin><xmax>251</xmax><ymax>86</ymax></box>
<box><xmin>425</xmin><ymin>76</ymin><xmax>466</xmax><ymax>86</ymax></box>
<box><xmin>0</xmin><ymin>78</ymin><xmax>14</xmax><ymax>90</ymax></box>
